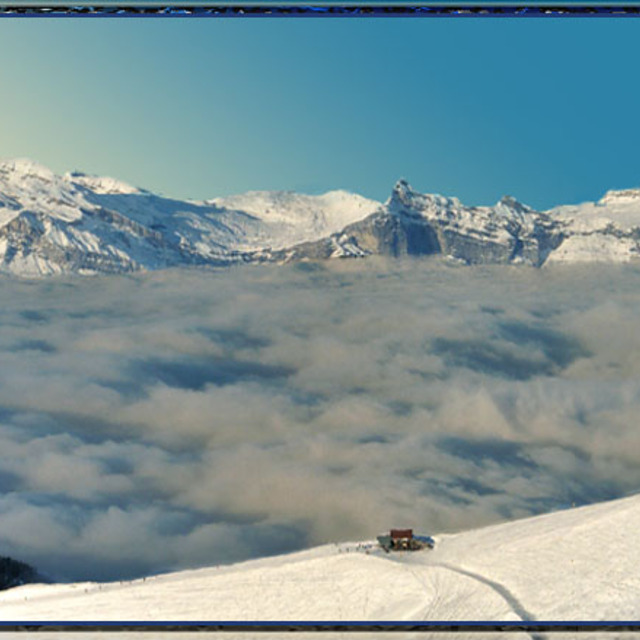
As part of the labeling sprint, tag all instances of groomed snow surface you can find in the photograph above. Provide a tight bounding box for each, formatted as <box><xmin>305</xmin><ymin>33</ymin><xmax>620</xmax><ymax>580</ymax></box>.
<box><xmin>2</xmin><ymin>492</ymin><xmax>640</xmax><ymax>623</ymax></box>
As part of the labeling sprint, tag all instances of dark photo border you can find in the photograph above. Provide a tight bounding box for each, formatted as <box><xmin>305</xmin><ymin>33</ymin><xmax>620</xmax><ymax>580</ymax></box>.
<box><xmin>0</xmin><ymin>2</ymin><xmax>639</xmax><ymax>635</ymax></box>
<box><xmin>1</xmin><ymin>4</ymin><xmax>640</xmax><ymax>16</ymax></box>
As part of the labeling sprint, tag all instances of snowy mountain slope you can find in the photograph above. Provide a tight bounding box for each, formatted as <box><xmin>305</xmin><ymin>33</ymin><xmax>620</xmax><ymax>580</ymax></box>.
<box><xmin>0</xmin><ymin>159</ymin><xmax>380</xmax><ymax>276</ymax></box>
<box><xmin>0</xmin><ymin>159</ymin><xmax>195</xmax><ymax>275</ymax></box>
<box><xmin>545</xmin><ymin>188</ymin><xmax>640</xmax><ymax>264</ymax></box>
<box><xmin>2</xmin><ymin>492</ymin><xmax>640</xmax><ymax>622</ymax></box>
<box><xmin>208</xmin><ymin>189</ymin><xmax>382</xmax><ymax>249</ymax></box>
<box><xmin>4</xmin><ymin>158</ymin><xmax>640</xmax><ymax>275</ymax></box>
<box><xmin>79</xmin><ymin>185</ymin><xmax>381</xmax><ymax>257</ymax></box>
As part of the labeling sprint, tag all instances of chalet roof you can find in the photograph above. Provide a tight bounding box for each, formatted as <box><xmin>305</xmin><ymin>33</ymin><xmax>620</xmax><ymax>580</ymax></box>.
<box><xmin>390</xmin><ymin>529</ymin><xmax>413</xmax><ymax>539</ymax></box>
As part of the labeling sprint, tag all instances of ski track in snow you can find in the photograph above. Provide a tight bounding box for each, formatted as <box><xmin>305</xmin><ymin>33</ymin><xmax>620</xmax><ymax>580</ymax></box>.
<box><xmin>427</xmin><ymin>563</ymin><xmax>544</xmax><ymax>640</ymax></box>
<box><xmin>387</xmin><ymin>552</ymin><xmax>544</xmax><ymax>640</ymax></box>
<box><xmin>430</xmin><ymin>562</ymin><xmax>537</xmax><ymax>623</ymax></box>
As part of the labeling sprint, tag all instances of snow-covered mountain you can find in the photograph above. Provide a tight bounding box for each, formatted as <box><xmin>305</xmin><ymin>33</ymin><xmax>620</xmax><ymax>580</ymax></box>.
<box><xmin>546</xmin><ymin>188</ymin><xmax>640</xmax><ymax>264</ymax></box>
<box><xmin>264</xmin><ymin>180</ymin><xmax>563</xmax><ymax>266</ymax></box>
<box><xmin>2</xmin><ymin>492</ymin><xmax>639</xmax><ymax>621</ymax></box>
<box><xmin>2</xmin><ymin>158</ymin><xmax>640</xmax><ymax>275</ymax></box>
<box><xmin>0</xmin><ymin>158</ymin><xmax>380</xmax><ymax>276</ymax></box>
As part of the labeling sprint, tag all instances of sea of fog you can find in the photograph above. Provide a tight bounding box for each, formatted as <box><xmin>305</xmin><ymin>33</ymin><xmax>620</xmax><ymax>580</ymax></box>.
<box><xmin>0</xmin><ymin>258</ymin><xmax>638</xmax><ymax>582</ymax></box>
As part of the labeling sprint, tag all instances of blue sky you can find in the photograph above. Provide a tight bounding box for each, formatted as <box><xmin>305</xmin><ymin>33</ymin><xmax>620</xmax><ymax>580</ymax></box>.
<box><xmin>1</xmin><ymin>17</ymin><xmax>639</xmax><ymax>209</ymax></box>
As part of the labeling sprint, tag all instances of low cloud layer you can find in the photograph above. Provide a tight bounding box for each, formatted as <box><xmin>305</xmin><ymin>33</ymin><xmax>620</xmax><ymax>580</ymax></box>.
<box><xmin>1</xmin><ymin>259</ymin><xmax>640</xmax><ymax>581</ymax></box>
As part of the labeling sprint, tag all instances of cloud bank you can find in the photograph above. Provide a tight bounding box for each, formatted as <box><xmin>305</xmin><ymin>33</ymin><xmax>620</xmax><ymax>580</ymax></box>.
<box><xmin>1</xmin><ymin>259</ymin><xmax>639</xmax><ymax>581</ymax></box>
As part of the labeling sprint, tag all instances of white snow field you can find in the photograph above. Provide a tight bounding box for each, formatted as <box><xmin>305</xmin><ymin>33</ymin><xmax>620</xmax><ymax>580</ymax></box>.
<box><xmin>2</xmin><ymin>492</ymin><xmax>640</xmax><ymax>623</ymax></box>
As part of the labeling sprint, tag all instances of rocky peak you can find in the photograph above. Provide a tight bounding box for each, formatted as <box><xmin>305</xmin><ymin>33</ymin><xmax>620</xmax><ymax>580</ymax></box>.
<box><xmin>390</xmin><ymin>178</ymin><xmax>415</xmax><ymax>204</ymax></box>
<box><xmin>0</xmin><ymin>158</ymin><xmax>56</xmax><ymax>182</ymax></box>
<box><xmin>388</xmin><ymin>179</ymin><xmax>460</xmax><ymax>217</ymax></box>
<box><xmin>496</xmin><ymin>195</ymin><xmax>534</xmax><ymax>215</ymax></box>
<box><xmin>64</xmin><ymin>171</ymin><xmax>140</xmax><ymax>195</ymax></box>
<box><xmin>599</xmin><ymin>188</ymin><xmax>640</xmax><ymax>206</ymax></box>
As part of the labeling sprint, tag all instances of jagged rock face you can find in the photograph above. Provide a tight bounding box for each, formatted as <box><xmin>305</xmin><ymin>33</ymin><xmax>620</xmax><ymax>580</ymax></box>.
<box><xmin>2</xmin><ymin>158</ymin><xmax>640</xmax><ymax>275</ymax></box>
<box><xmin>336</xmin><ymin>211</ymin><xmax>442</xmax><ymax>258</ymax></box>
<box><xmin>0</xmin><ymin>557</ymin><xmax>42</xmax><ymax>591</ymax></box>
<box><xmin>270</xmin><ymin>180</ymin><xmax>565</xmax><ymax>267</ymax></box>
<box><xmin>386</xmin><ymin>180</ymin><xmax>564</xmax><ymax>266</ymax></box>
<box><xmin>253</xmin><ymin>210</ymin><xmax>442</xmax><ymax>263</ymax></box>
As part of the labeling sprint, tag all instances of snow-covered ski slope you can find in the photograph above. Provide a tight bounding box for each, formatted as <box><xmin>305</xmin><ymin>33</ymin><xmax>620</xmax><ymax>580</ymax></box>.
<box><xmin>2</xmin><ymin>492</ymin><xmax>640</xmax><ymax>622</ymax></box>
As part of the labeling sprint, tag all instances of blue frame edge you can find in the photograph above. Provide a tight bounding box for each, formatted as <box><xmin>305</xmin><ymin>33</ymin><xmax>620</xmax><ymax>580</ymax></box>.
<box><xmin>1</xmin><ymin>4</ymin><xmax>640</xmax><ymax>15</ymax></box>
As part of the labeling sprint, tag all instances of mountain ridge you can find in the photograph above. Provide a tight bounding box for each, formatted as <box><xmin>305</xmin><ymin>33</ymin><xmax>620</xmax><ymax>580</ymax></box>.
<box><xmin>2</xmin><ymin>159</ymin><xmax>640</xmax><ymax>276</ymax></box>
